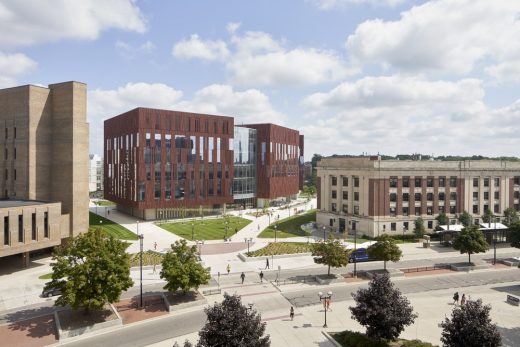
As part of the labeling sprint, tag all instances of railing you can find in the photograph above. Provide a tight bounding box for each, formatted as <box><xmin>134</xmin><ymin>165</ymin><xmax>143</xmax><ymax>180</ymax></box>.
<box><xmin>400</xmin><ymin>264</ymin><xmax>450</xmax><ymax>273</ymax></box>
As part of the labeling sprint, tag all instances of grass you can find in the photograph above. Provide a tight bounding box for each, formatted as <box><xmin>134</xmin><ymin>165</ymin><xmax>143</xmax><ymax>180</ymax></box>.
<box><xmin>93</xmin><ymin>200</ymin><xmax>115</xmax><ymax>206</ymax></box>
<box><xmin>130</xmin><ymin>251</ymin><xmax>164</xmax><ymax>267</ymax></box>
<box><xmin>258</xmin><ymin>210</ymin><xmax>316</xmax><ymax>238</ymax></box>
<box><xmin>247</xmin><ymin>242</ymin><xmax>313</xmax><ymax>257</ymax></box>
<box><xmin>38</xmin><ymin>273</ymin><xmax>53</xmax><ymax>280</ymax></box>
<box><xmin>158</xmin><ymin>216</ymin><xmax>252</xmax><ymax>240</ymax></box>
<box><xmin>89</xmin><ymin>212</ymin><xmax>138</xmax><ymax>240</ymax></box>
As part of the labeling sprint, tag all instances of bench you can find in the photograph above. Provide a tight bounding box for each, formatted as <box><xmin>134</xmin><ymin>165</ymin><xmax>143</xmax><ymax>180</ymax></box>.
<box><xmin>507</xmin><ymin>295</ymin><xmax>519</xmax><ymax>306</ymax></box>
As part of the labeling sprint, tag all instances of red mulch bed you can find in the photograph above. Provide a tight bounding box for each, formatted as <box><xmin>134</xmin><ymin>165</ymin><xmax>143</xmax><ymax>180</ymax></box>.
<box><xmin>1</xmin><ymin>314</ymin><xmax>57</xmax><ymax>347</ymax></box>
<box><xmin>114</xmin><ymin>295</ymin><xmax>167</xmax><ymax>324</ymax></box>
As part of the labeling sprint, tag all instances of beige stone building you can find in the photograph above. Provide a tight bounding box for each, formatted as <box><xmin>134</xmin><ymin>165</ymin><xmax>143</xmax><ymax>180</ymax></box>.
<box><xmin>0</xmin><ymin>81</ymin><xmax>89</xmax><ymax>266</ymax></box>
<box><xmin>317</xmin><ymin>157</ymin><xmax>520</xmax><ymax>238</ymax></box>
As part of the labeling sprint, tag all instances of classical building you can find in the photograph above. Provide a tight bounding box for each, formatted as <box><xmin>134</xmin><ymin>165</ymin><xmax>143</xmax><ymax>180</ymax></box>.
<box><xmin>0</xmin><ymin>81</ymin><xmax>89</xmax><ymax>265</ymax></box>
<box><xmin>104</xmin><ymin>108</ymin><xmax>303</xmax><ymax>220</ymax></box>
<box><xmin>89</xmin><ymin>154</ymin><xmax>103</xmax><ymax>192</ymax></box>
<box><xmin>316</xmin><ymin>156</ymin><xmax>520</xmax><ymax>238</ymax></box>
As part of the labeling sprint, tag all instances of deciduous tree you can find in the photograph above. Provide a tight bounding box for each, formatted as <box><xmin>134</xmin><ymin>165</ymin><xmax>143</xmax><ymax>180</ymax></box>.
<box><xmin>503</xmin><ymin>207</ymin><xmax>519</xmax><ymax>226</ymax></box>
<box><xmin>45</xmin><ymin>228</ymin><xmax>133</xmax><ymax>314</ymax></box>
<box><xmin>311</xmin><ymin>236</ymin><xmax>350</xmax><ymax>275</ymax></box>
<box><xmin>458</xmin><ymin>211</ymin><xmax>472</xmax><ymax>227</ymax></box>
<box><xmin>160</xmin><ymin>239</ymin><xmax>210</xmax><ymax>294</ymax></box>
<box><xmin>413</xmin><ymin>217</ymin><xmax>425</xmax><ymax>238</ymax></box>
<box><xmin>508</xmin><ymin>221</ymin><xmax>520</xmax><ymax>249</ymax></box>
<box><xmin>350</xmin><ymin>274</ymin><xmax>417</xmax><ymax>341</ymax></box>
<box><xmin>367</xmin><ymin>234</ymin><xmax>402</xmax><ymax>270</ymax></box>
<box><xmin>482</xmin><ymin>209</ymin><xmax>495</xmax><ymax>224</ymax></box>
<box><xmin>440</xmin><ymin>299</ymin><xmax>501</xmax><ymax>347</ymax></box>
<box><xmin>452</xmin><ymin>225</ymin><xmax>488</xmax><ymax>264</ymax></box>
<box><xmin>436</xmin><ymin>212</ymin><xmax>449</xmax><ymax>227</ymax></box>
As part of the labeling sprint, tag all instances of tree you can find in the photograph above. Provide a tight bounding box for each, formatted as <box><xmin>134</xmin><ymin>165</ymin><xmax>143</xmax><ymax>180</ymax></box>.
<box><xmin>503</xmin><ymin>207</ymin><xmax>519</xmax><ymax>226</ymax></box>
<box><xmin>44</xmin><ymin>228</ymin><xmax>133</xmax><ymax>314</ymax></box>
<box><xmin>311</xmin><ymin>236</ymin><xmax>350</xmax><ymax>275</ymax></box>
<box><xmin>350</xmin><ymin>274</ymin><xmax>417</xmax><ymax>341</ymax></box>
<box><xmin>508</xmin><ymin>221</ymin><xmax>520</xmax><ymax>248</ymax></box>
<box><xmin>452</xmin><ymin>225</ymin><xmax>488</xmax><ymax>264</ymax></box>
<box><xmin>413</xmin><ymin>217</ymin><xmax>425</xmax><ymax>238</ymax></box>
<box><xmin>367</xmin><ymin>234</ymin><xmax>402</xmax><ymax>270</ymax></box>
<box><xmin>482</xmin><ymin>209</ymin><xmax>495</xmax><ymax>224</ymax></box>
<box><xmin>436</xmin><ymin>212</ymin><xmax>449</xmax><ymax>226</ymax></box>
<box><xmin>458</xmin><ymin>210</ymin><xmax>472</xmax><ymax>227</ymax></box>
<box><xmin>440</xmin><ymin>298</ymin><xmax>501</xmax><ymax>347</ymax></box>
<box><xmin>160</xmin><ymin>239</ymin><xmax>211</xmax><ymax>294</ymax></box>
<box><xmin>196</xmin><ymin>293</ymin><xmax>270</xmax><ymax>347</ymax></box>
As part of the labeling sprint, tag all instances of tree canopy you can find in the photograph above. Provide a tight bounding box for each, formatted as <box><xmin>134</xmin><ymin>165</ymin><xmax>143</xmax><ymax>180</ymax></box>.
<box><xmin>503</xmin><ymin>207</ymin><xmax>519</xmax><ymax>226</ymax></box>
<box><xmin>452</xmin><ymin>225</ymin><xmax>488</xmax><ymax>264</ymax></box>
<box><xmin>367</xmin><ymin>234</ymin><xmax>402</xmax><ymax>270</ymax></box>
<box><xmin>482</xmin><ymin>209</ymin><xmax>495</xmax><ymax>224</ymax></box>
<box><xmin>350</xmin><ymin>274</ymin><xmax>417</xmax><ymax>341</ymax></box>
<box><xmin>160</xmin><ymin>239</ymin><xmax>211</xmax><ymax>294</ymax></box>
<box><xmin>196</xmin><ymin>293</ymin><xmax>270</xmax><ymax>347</ymax></box>
<box><xmin>508</xmin><ymin>221</ymin><xmax>520</xmax><ymax>249</ymax></box>
<box><xmin>45</xmin><ymin>228</ymin><xmax>133</xmax><ymax>314</ymax></box>
<box><xmin>413</xmin><ymin>217</ymin><xmax>425</xmax><ymax>238</ymax></box>
<box><xmin>458</xmin><ymin>211</ymin><xmax>472</xmax><ymax>227</ymax></box>
<box><xmin>440</xmin><ymin>298</ymin><xmax>501</xmax><ymax>347</ymax></box>
<box><xmin>311</xmin><ymin>236</ymin><xmax>351</xmax><ymax>275</ymax></box>
<box><xmin>436</xmin><ymin>212</ymin><xmax>449</xmax><ymax>226</ymax></box>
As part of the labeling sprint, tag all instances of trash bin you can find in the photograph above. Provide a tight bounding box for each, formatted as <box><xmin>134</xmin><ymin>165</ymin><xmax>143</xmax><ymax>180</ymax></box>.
<box><xmin>423</xmin><ymin>235</ymin><xmax>430</xmax><ymax>248</ymax></box>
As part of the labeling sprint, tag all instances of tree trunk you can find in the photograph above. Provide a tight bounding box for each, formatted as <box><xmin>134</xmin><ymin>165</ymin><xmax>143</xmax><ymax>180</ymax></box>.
<box><xmin>384</xmin><ymin>260</ymin><xmax>387</xmax><ymax>271</ymax></box>
<box><xmin>328</xmin><ymin>264</ymin><xmax>330</xmax><ymax>275</ymax></box>
<box><xmin>468</xmin><ymin>253</ymin><xmax>471</xmax><ymax>265</ymax></box>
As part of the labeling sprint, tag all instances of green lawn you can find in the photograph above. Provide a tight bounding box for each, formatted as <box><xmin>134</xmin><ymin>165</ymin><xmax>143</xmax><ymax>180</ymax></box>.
<box><xmin>93</xmin><ymin>200</ymin><xmax>115</xmax><ymax>206</ymax></box>
<box><xmin>258</xmin><ymin>210</ymin><xmax>316</xmax><ymax>238</ymax></box>
<box><xmin>89</xmin><ymin>212</ymin><xmax>138</xmax><ymax>240</ymax></box>
<box><xmin>158</xmin><ymin>216</ymin><xmax>252</xmax><ymax>240</ymax></box>
<box><xmin>247</xmin><ymin>242</ymin><xmax>313</xmax><ymax>257</ymax></box>
<box><xmin>38</xmin><ymin>273</ymin><xmax>53</xmax><ymax>280</ymax></box>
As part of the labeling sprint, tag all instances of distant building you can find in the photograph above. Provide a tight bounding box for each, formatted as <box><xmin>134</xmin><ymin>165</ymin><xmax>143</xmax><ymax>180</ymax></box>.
<box><xmin>89</xmin><ymin>154</ymin><xmax>103</xmax><ymax>192</ymax></box>
<box><xmin>317</xmin><ymin>156</ymin><xmax>520</xmax><ymax>238</ymax></box>
<box><xmin>104</xmin><ymin>108</ymin><xmax>303</xmax><ymax>220</ymax></box>
<box><xmin>0</xmin><ymin>81</ymin><xmax>89</xmax><ymax>266</ymax></box>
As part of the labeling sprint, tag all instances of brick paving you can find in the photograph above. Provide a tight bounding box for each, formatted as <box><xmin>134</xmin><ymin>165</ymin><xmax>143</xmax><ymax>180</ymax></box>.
<box><xmin>114</xmin><ymin>296</ymin><xmax>168</xmax><ymax>325</ymax></box>
<box><xmin>0</xmin><ymin>314</ymin><xmax>56</xmax><ymax>347</ymax></box>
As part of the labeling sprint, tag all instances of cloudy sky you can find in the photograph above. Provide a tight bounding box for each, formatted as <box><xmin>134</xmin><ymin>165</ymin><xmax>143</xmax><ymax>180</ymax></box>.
<box><xmin>1</xmin><ymin>0</ymin><xmax>520</xmax><ymax>160</ymax></box>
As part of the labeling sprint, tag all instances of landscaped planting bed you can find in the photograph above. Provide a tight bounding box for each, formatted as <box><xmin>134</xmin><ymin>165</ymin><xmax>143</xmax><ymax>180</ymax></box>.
<box><xmin>258</xmin><ymin>210</ymin><xmax>316</xmax><ymax>238</ymax></box>
<box><xmin>247</xmin><ymin>242</ymin><xmax>313</xmax><ymax>257</ymax></box>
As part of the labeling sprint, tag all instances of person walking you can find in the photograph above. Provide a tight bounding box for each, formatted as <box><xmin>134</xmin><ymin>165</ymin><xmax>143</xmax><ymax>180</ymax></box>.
<box><xmin>290</xmin><ymin>306</ymin><xmax>294</xmax><ymax>321</ymax></box>
<box><xmin>240</xmin><ymin>272</ymin><xmax>245</xmax><ymax>284</ymax></box>
<box><xmin>265</xmin><ymin>258</ymin><xmax>270</xmax><ymax>269</ymax></box>
<box><xmin>227</xmin><ymin>263</ymin><xmax>231</xmax><ymax>275</ymax></box>
<box><xmin>453</xmin><ymin>292</ymin><xmax>459</xmax><ymax>305</ymax></box>
<box><xmin>154</xmin><ymin>242</ymin><xmax>157</xmax><ymax>251</ymax></box>
<box><xmin>259</xmin><ymin>271</ymin><xmax>264</xmax><ymax>283</ymax></box>
<box><xmin>326</xmin><ymin>297</ymin><xmax>332</xmax><ymax>311</ymax></box>
<box><xmin>461</xmin><ymin>293</ymin><xmax>466</xmax><ymax>305</ymax></box>
<box><xmin>257</xmin><ymin>224</ymin><xmax>260</xmax><ymax>232</ymax></box>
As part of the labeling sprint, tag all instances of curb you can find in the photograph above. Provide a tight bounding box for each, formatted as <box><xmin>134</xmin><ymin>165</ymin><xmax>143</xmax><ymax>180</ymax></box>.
<box><xmin>322</xmin><ymin>331</ymin><xmax>342</xmax><ymax>347</ymax></box>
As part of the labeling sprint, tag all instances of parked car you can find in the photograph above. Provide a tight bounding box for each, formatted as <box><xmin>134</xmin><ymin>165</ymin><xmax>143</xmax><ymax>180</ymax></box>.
<box><xmin>348</xmin><ymin>248</ymin><xmax>370</xmax><ymax>263</ymax></box>
<box><xmin>41</xmin><ymin>284</ymin><xmax>62</xmax><ymax>298</ymax></box>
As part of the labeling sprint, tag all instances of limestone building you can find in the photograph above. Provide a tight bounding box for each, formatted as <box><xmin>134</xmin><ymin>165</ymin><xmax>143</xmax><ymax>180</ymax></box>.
<box><xmin>317</xmin><ymin>156</ymin><xmax>520</xmax><ymax>238</ymax></box>
<box><xmin>0</xmin><ymin>81</ymin><xmax>89</xmax><ymax>265</ymax></box>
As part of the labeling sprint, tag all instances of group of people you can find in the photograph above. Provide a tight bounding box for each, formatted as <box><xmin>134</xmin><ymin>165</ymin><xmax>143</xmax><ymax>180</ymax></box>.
<box><xmin>240</xmin><ymin>270</ymin><xmax>265</xmax><ymax>284</ymax></box>
<box><xmin>452</xmin><ymin>292</ymin><xmax>467</xmax><ymax>305</ymax></box>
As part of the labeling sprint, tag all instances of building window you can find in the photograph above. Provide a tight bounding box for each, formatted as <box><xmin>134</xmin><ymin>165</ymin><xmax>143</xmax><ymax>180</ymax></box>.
<box><xmin>4</xmin><ymin>169</ymin><xmax>7</xmax><ymax>180</ymax></box>
<box><xmin>389</xmin><ymin>176</ymin><xmax>397</xmax><ymax>188</ymax></box>
<box><xmin>414</xmin><ymin>177</ymin><xmax>422</xmax><ymax>187</ymax></box>
<box><xmin>403</xmin><ymin>193</ymin><xmax>409</xmax><ymax>201</ymax></box>
<box><xmin>354</xmin><ymin>177</ymin><xmax>359</xmax><ymax>187</ymax></box>
<box><xmin>342</xmin><ymin>177</ymin><xmax>348</xmax><ymax>187</ymax></box>
<box><xmin>402</xmin><ymin>177</ymin><xmax>409</xmax><ymax>187</ymax></box>
<box><xmin>342</xmin><ymin>204</ymin><xmax>348</xmax><ymax>213</ymax></box>
<box><xmin>427</xmin><ymin>207</ymin><xmax>433</xmax><ymax>215</ymax></box>
<box><xmin>391</xmin><ymin>222</ymin><xmax>396</xmax><ymax>231</ymax></box>
<box><xmin>330</xmin><ymin>219</ymin><xmax>334</xmax><ymax>227</ymax></box>
<box><xmin>331</xmin><ymin>203</ymin><xmax>337</xmax><ymax>212</ymax></box>
<box><xmin>14</xmin><ymin>127</ymin><xmax>16</xmax><ymax>138</ymax></box>
<box><xmin>31</xmin><ymin>213</ymin><xmax>36</xmax><ymax>241</ymax></box>
<box><xmin>403</xmin><ymin>207</ymin><xmax>409</xmax><ymax>216</ymax></box>
<box><xmin>450</xmin><ymin>192</ymin><xmax>457</xmax><ymax>201</ymax></box>
<box><xmin>4</xmin><ymin>128</ymin><xmax>7</xmax><ymax>139</ymax></box>
<box><xmin>484</xmin><ymin>178</ymin><xmax>489</xmax><ymax>187</ymax></box>
<box><xmin>414</xmin><ymin>193</ymin><xmax>421</xmax><ymax>201</ymax></box>
<box><xmin>428</xmin><ymin>221</ymin><xmax>433</xmax><ymax>229</ymax></box>
<box><xmin>427</xmin><ymin>177</ymin><xmax>433</xmax><ymax>187</ymax></box>
<box><xmin>439</xmin><ymin>206</ymin><xmax>445</xmax><ymax>213</ymax></box>
<box><xmin>4</xmin><ymin>216</ymin><xmax>9</xmax><ymax>245</ymax></box>
<box><xmin>484</xmin><ymin>191</ymin><xmax>489</xmax><ymax>200</ymax></box>
<box><xmin>515</xmin><ymin>176</ymin><xmax>520</xmax><ymax>186</ymax></box>
<box><xmin>450</xmin><ymin>177</ymin><xmax>457</xmax><ymax>187</ymax></box>
<box><xmin>473</xmin><ymin>192</ymin><xmax>478</xmax><ymax>200</ymax></box>
<box><xmin>427</xmin><ymin>193</ymin><xmax>433</xmax><ymax>201</ymax></box>
<box><xmin>515</xmin><ymin>204</ymin><xmax>520</xmax><ymax>211</ymax></box>
<box><xmin>439</xmin><ymin>176</ymin><xmax>445</xmax><ymax>186</ymax></box>
<box><xmin>474</xmin><ymin>218</ymin><xmax>480</xmax><ymax>225</ymax></box>
<box><xmin>484</xmin><ymin>204</ymin><xmax>489</xmax><ymax>212</ymax></box>
<box><xmin>331</xmin><ymin>190</ymin><xmax>337</xmax><ymax>199</ymax></box>
<box><xmin>494</xmin><ymin>177</ymin><xmax>500</xmax><ymax>187</ymax></box>
<box><xmin>473</xmin><ymin>178</ymin><xmax>479</xmax><ymax>187</ymax></box>
<box><xmin>354</xmin><ymin>192</ymin><xmax>359</xmax><ymax>201</ymax></box>
<box><xmin>354</xmin><ymin>206</ymin><xmax>359</xmax><ymax>215</ymax></box>
<box><xmin>389</xmin><ymin>207</ymin><xmax>396</xmax><ymax>216</ymax></box>
<box><xmin>473</xmin><ymin>205</ymin><xmax>479</xmax><ymax>214</ymax></box>
<box><xmin>331</xmin><ymin>176</ymin><xmax>337</xmax><ymax>186</ymax></box>
<box><xmin>44</xmin><ymin>212</ymin><xmax>49</xmax><ymax>238</ymax></box>
<box><xmin>494</xmin><ymin>204</ymin><xmax>499</xmax><ymax>213</ymax></box>
<box><xmin>4</xmin><ymin>148</ymin><xmax>6</xmax><ymax>160</ymax></box>
<box><xmin>390</xmin><ymin>193</ymin><xmax>397</xmax><ymax>202</ymax></box>
<box><xmin>494</xmin><ymin>191</ymin><xmax>499</xmax><ymax>200</ymax></box>
<box><xmin>13</xmin><ymin>148</ymin><xmax>16</xmax><ymax>159</ymax></box>
<box><xmin>14</xmin><ymin>169</ymin><xmax>16</xmax><ymax>181</ymax></box>
<box><xmin>515</xmin><ymin>191</ymin><xmax>520</xmax><ymax>199</ymax></box>
<box><xmin>415</xmin><ymin>207</ymin><xmax>421</xmax><ymax>216</ymax></box>
<box><xmin>450</xmin><ymin>205</ymin><xmax>456</xmax><ymax>214</ymax></box>
<box><xmin>403</xmin><ymin>221</ymin><xmax>409</xmax><ymax>230</ymax></box>
<box><xmin>342</xmin><ymin>191</ymin><xmax>348</xmax><ymax>200</ymax></box>
<box><xmin>18</xmin><ymin>215</ymin><xmax>23</xmax><ymax>243</ymax></box>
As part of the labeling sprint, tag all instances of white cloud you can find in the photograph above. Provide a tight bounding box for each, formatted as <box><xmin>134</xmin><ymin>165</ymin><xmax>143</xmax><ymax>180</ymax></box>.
<box><xmin>115</xmin><ymin>40</ymin><xmax>156</xmax><ymax>58</ymax></box>
<box><xmin>0</xmin><ymin>52</ymin><xmax>37</xmax><ymax>87</ymax></box>
<box><xmin>299</xmin><ymin>75</ymin><xmax>518</xmax><ymax>157</ymax></box>
<box><xmin>226</xmin><ymin>22</ymin><xmax>241</xmax><ymax>34</ymax></box>
<box><xmin>311</xmin><ymin>0</ymin><xmax>405</xmax><ymax>10</ymax></box>
<box><xmin>172</xmin><ymin>34</ymin><xmax>230</xmax><ymax>61</ymax></box>
<box><xmin>0</xmin><ymin>0</ymin><xmax>146</xmax><ymax>49</ymax></box>
<box><xmin>346</xmin><ymin>0</ymin><xmax>520</xmax><ymax>79</ymax></box>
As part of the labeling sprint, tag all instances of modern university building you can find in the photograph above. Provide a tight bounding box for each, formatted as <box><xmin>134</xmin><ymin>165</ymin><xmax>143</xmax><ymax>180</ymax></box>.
<box><xmin>104</xmin><ymin>108</ymin><xmax>304</xmax><ymax>220</ymax></box>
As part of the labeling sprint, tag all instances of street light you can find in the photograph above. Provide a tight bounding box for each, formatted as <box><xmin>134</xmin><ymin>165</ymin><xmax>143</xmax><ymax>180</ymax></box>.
<box><xmin>136</xmin><ymin>220</ymin><xmax>140</xmax><ymax>236</ymax></box>
<box><xmin>138</xmin><ymin>234</ymin><xmax>144</xmax><ymax>308</ymax></box>
<box><xmin>322</xmin><ymin>226</ymin><xmax>326</xmax><ymax>240</ymax></box>
<box><xmin>274</xmin><ymin>225</ymin><xmax>278</xmax><ymax>242</ymax></box>
<box><xmin>244</xmin><ymin>237</ymin><xmax>253</xmax><ymax>254</ymax></box>
<box><xmin>318</xmin><ymin>291</ymin><xmax>333</xmax><ymax>328</ymax></box>
<box><xmin>197</xmin><ymin>240</ymin><xmax>204</xmax><ymax>257</ymax></box>
<box><xmin>191</xmin><ymin>223</ymin><xmax>195</xmax><ymax>241</ymax></box>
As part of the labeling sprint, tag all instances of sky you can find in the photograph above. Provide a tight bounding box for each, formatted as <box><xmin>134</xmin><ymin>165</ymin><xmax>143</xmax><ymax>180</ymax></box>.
<box><xmin>1</xmin><ymin>0</ymin><xmax>520</xmax><ymax>160</ymax></box>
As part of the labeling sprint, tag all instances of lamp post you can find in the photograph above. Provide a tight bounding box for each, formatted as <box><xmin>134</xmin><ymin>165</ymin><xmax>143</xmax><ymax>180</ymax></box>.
<box><xmin>136</xmin><ymin>220</ymin><xmax>140</xmax><ymax>236</ymax></box>
<box><xmin>274</xmin><ymin>225</ymin><xmax>277</xmax><ymax>243</ymax></box>
<box><xmin>225</xmin><ymin>221</ymin><xmax>229</xmax><ymax>239</ymax></box>
<box><xmin>138</xmin><ymin>234</ymin><xmax>144</xmax><ymax>308</ymax></box>
<box><xmin>191</xmin><ymin>223</ymin><xmax>195</xmax><ymax>241</ymax></box>
<box><xmin>244</xmin><ymin>237</ymin><xmax>253</xmax><ymax>254</ymax></box>
<box><xmin>322</xmin><ymin>226</ymin><xmax>326</xmax><ymax>240</ymax></box>
<box><xmin>197</xmin><ymin>240</ymin><xmax>204</xmax><ymax>257</ymax></box>
<box><xmin>318</xmin><ymin>291</ymin><xmax>333</xmax><ymax>328</ymax></box>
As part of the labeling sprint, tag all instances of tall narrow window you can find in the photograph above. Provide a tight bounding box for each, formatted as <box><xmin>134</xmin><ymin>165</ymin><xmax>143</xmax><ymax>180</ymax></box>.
<box><xmin>14</xmin><ymin>148</ymin><xmax>16</xmax><ymax>159</ymax></box>
<box><xmin>31</xmin><ymin>213</ymin><xmax>36</xmax><ymax>241</ymax></box>
<box><xmin>18</xmin><ymin>214</ymin><xmax>23</xmax><ymax>243</ymax></box>
<box><xmin>14</xmin><ymin>127</ymin><xmax>16</xmax><ymax>138</ymax></box>
<box><xmin>44</xmin><ymin>212</ymin><xmax>49</xmax><ymax>238</ymax></box>
<box><xmin>3</xmin><ymin>216</ymin><xmax>9</xmax><ymax>245</ymax></box>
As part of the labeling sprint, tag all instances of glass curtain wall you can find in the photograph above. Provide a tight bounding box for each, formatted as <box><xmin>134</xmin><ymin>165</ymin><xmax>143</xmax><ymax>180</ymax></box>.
<box><xmin>233</xmin><ymin>127</ymin><xmax>257</xmax><ymax>207</ymax></box>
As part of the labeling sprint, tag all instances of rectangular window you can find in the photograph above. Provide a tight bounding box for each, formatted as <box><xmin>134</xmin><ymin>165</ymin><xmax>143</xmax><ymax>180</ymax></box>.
<box><xmin>450</xmin><ymin>205</ymin><xmax>456</xmax><ymax>214</ymax></box>
<box><xmin>261</xmin><ymin>142</ymin><xmax>266</xmax><ymax>165</ymax></box>
<box><xmin>439</xmin><ymin>206</ymin><xmax>445</xmax><ymax>213</ymax></box>
<box><xmin>31</xmin><ymin>213</ymin><xmax>36</xmax><ymax>241</ymax></box>
<box><xmin>402</xmin><ymin>177</ymin><xmax>410</xmax><ymax>187</ymax></box>
<box><xmin>450</xmin><ymin>192</ymin><xmax>457</xmax><ymax>201</ymax></box>
<box><xmin>494</xmin><ymin>204</ymin><xmax>499</xmax><ymax>213</ymax></box>
<box><xmin>14</xmin><ymin>169</ymin><xmax>16</xmax><ymax>181</ymax></box>
<box><xmin>403</xmin><ymin>221</ymin><xmax>409</xmax><ymax>230</ymax></box>
<box><xmin>331</xmin><ymin>176</ymin><xmax>337</xmax><ymax>186</ymax></box>
<box><xmin>484</xmin><ymin>178</ymin><xmax>489</xmax><ymax>187</ymax></box>
<box><xmin>515</xmin><ymin>191</ymin><xmax>520</xmax><ymax>199</ymax></box>
<box><xmin>427</xmin><ymin>193</ymin><xmax>433</xmax><ymax>201</ymax></box>
<box><xmin>427</xmin><ymin>207</ymin><xmax>433</xmax><ymax>215</ymax></box>
<box><xmin>354</xmin><ymin>206</ymin><xmax>359</xmax><ymax>215</ymax></box>
<box><xmin>44</xmin><ymin>212</ymin><xmax>49</xmax><ymax>238</ymax></box>
<box><xmin>494</xmin><ymin>191</ymin><xmax>499</xmax><ymax>200</ymax></box>
<box><xmin>473</xmin><ymin>192</ymin><xmax>478</xmax><ymax>200</ymax></box>
<box><xmin>473</xmin><ymin>178</ymin><xmax>479</xmax><ymax>187</ymax></box>
<box><xmin>473</xmin><ymin>205</ymin><xmax>479</xmax><ymax>214</ymax></box>
<box><xmin>414</xmin><ymin>177</ymin><xmax>422</xmax><ymax>187</ymax></box>
<box><xmin>342</xmin><ymin>204</ymin><xmax>348</xmax><ymax>213</ymax></box>
<box><xmin>450</xmin><ymin>177</ymin><xmax>457</xmax><ymax>187</ymax></box>
<box><xmin>403</xmin><ymin>207</ymin><xmax>409</xmax><ymax>216</ymax></box>
<box><xmin>389</xmin><ymin>207</ymin><xmax>396</xmax><ymax>216</ymax></box>
<box><xmin>403</xmin><ymin>193</ymin><xmax>409</xmax><ymax>201</ymax></box>
<box><xmin>331</xmin><ymin>190</ymin><xmax>337</xmax><ymax>199</ymax></box>
<box><xmin>13</xmin><ymin>148</ymin><xmax>16</xmax><ymax>159</ymax></box>
<box><xmin>342</xmin><ymin>177</ymin><xmax>348</xmax><ymax>186</ymax></box>
<box><xmin>4</xmin><ymin>216</ymin><xmax>9</xmax><ymax>245</ymax></box>
<box><xmin>414</xmin><ymin>193</ymin><xmax>421</xmax><ymax>201</ymax></box>
<box><xmin>515</xmin><ymin>204</ymin><xmax>520</xmax><ymax>211</ymax></box>
<box><xmin>415</xmin><ymin>207</ymin><xmax>421</xmax><ymax>216</ymax></box>
<box><xmin>427</xmin><ymin>177</ymin><xmax>433</xmax><ymax>187</ymax></box>
<box><xmin>494</xmin><ymin>177</ymin><xmax>500</xmax><ymax>187</ymax></box>
<box><xmin>484</xmin><ymin>204</ymin><xmax>489</xmax><ymax>212</ymax></box>
<box><xmin>4</xmin><ymin>148</ymin><xmax>6</xmax><ymax>160</ymax></box>
<box><xmin>484</xmin><ymin>191</ymin><xmax>489</xmax><ymax>200</ymax></box>
<box><xmin>331</xmin><ymin>203</ymin><xmax>337</xmax><ymax>212</ymax></box>
<box><xmin>439</xmin><ymin>192</ymin><xmax>445</xmax><ymax>201</ymax></box>
<box><xmin>439</xmin><ymin>176</ymin><xmax>445</xmax><ymax>187</ymax></box>
<box><xmin>18</xmin><ymin>214</ymin><xmax>23</xmax><ymax>243</ymax></box>
<box><xmin>515</xmin><ymin>176</ymin><xmax>520</xmax><ymax>186</ymax></box>
<box><xmin>428</xmin><ymin>221</ymin><xmax>433</xmax><ymax>229</ymax></box>
<box><xmin>354</xmin><ymin>192</ymin><xmax>359</xmax><ymax>201</ymax></box>
<box><xmin>390</xmin><ymin>193</ymin><xmax>397</xmax><ymax>202</ymax></box>
<box><xmin>342</xmin><ymin>191</ymin><xmax>348</xmax><ymax>200</ymax></box>
<box><xmin>391</xmin><ymin>222</ymin><xmax>396</xmax><ymax>231</ymax></box>
<box><xmin>354</xmin><ymin>177</ymin><xmax>359</xmax><ymax>187</ymax></box>
<box><xmin>14</xmin><ymin>127</ymin><xmax>16</xmax><ymax>138</ymax></box>
<box><xmin>389</xmin><ymin>176</ymin><xmax>397</xmax><ymax>188</ymax></box>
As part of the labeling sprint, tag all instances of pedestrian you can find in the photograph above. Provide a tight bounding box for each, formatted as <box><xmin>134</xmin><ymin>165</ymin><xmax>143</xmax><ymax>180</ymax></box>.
<box><xmin>227</xmin><ymin>263</ymin><xmax>231</xmax><ymax>275</ymax></box>
<box><xmin>453</xmin><ymin>291</ymin><xmax>459</xmax><ymax>305</ymax></box>
<box><xmin>326</xmin><ymin>298</ymin><xmax>332</xmax><ymax>311</ymax></box>
<box><xmin>290</xmin><ymin>306</ymin><xmax>294</xmax><ymax>321</ymax></box>
<box><xmin>152</xmin><ymin>263</ymin><xmax>156</xmax><ymax>274</ymax></box>
<box><xmin>257</xmin><ymin>224</ymin><xmax>260</xmax><ymax>232</ymax></box>
<box><xmin>154</xmin><ymin>242</ymin><xmax>157</xmax><ymax>250</ymax></box>
<box><xmin>259</xmin><ymin>271</ymin><xmax>264</xmax><ymax>283</ymax></box>
<box><xmin>461</xmin><ymin>293</ymin><xmax>466</xmax><ymax>305</ymax></box>
<box><xmin>265</xmin><ymin>258</ymin><xmax>270</xmax><ymax>269</ymax></box>
<box><xmin>240</xmin><ymin>272</ymin><xmax>245</xmax><ymax>284</ymax></box>
<box><xmin>107</xmin><ymin>210</ymin><xmax>110</xmax><ymax>215</ymax></box>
